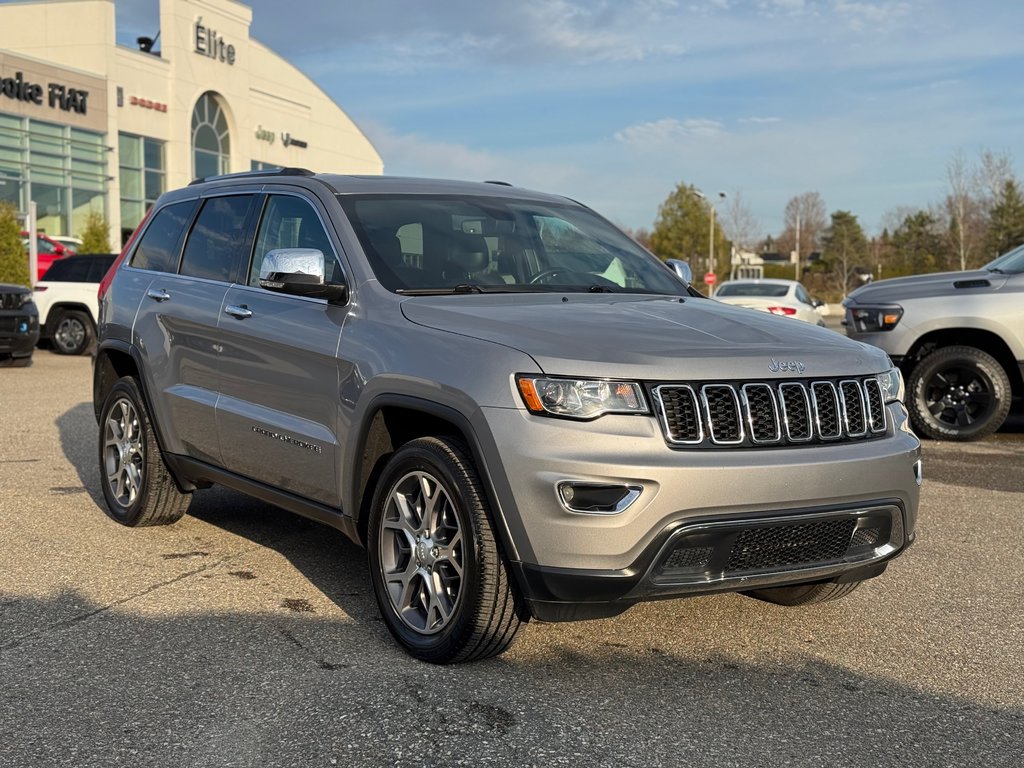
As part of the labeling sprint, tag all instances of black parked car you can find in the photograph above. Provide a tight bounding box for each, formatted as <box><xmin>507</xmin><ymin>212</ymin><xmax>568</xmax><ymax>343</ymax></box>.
<box><xmin>0</xmin><ymin>283</ymin><xmax>39</xmax><ymax>367</ymax></box>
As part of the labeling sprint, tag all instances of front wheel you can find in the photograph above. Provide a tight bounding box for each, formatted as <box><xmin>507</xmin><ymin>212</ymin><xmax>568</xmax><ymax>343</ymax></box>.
<box><xmin>98</xmin><ymin>377</ymin><xmax>190</xmax><ymax>526</ymax></box>
<box><xmin>368</xmin><ymin>436</ymin><xmax>523</xmax><ymax>663</ymax></box>
<box><xmin>907</xmin><ymin>345</ymin><xmax>1011</xmax><ymax>441</ymax></box>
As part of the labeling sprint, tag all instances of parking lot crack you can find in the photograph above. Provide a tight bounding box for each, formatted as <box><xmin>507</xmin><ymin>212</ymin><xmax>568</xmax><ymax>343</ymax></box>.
<box><xmin>0</xmin><ymin>559</ymin><xmax>228</xmax><ymax>653</ymax></box>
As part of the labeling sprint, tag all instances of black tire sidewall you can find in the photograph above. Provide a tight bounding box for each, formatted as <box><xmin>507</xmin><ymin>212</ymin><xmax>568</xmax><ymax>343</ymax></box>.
<box><xmin>368</xmin><ymin>439</ymin><xmax>485</xmax><ymax>661</ymax></box>
<box><xmin>98</xmin><ymin>378</ymin><xmax>153</xmax><ymax>526</ymax></box>
<box><xmin>908</xmin><ymin>347</ymin><xmax>1011</xmax><ymax>440</ymax></box>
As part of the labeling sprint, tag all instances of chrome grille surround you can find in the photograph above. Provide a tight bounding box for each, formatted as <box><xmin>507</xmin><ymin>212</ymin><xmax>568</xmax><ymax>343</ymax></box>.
<box><xmin>654</xmin><ymin>377</ymin><xmax>888</xmax><ymax>448</ymax></box>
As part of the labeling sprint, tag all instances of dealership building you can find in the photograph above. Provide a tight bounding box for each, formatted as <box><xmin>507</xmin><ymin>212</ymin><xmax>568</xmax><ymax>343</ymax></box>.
<box><xmin>0</xmin><ymin>0</ymin><xmax>382</xmax><ymax>245</ymax></box>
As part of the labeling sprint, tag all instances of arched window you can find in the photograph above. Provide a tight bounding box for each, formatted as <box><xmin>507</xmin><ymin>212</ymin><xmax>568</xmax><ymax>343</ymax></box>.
<box><xmin>191</xmin><ymin>92</ymin><xmax>230</xmax><ymax>179</ymax></box>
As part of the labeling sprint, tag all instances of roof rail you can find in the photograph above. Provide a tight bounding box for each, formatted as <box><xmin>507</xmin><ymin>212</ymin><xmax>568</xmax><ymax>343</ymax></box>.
<box><xmin>188</xmin><ymin>167</ymin><xmax>315</xmax><ymax>186</ymax></box>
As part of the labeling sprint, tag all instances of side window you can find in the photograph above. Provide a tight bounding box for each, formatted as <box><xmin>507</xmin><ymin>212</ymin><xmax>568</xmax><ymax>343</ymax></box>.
<box><xmin>249</xmin><ymin>195</ymin><xmax>338</xmax><ymax>286</ymax></box>
<box><xmin>131</xmin><ymin>201</ymin><xmax>196</xmax><ymax>273</ymax></box>
<box><xmin>795</xmin><ymin>285</ymin><xmax>812</xmax><ymax>305</ymax></box>
<box><xmin>180</xmin><ymin>195</ymin><xmax>255</xmax><ymax>282</ymax></box>
<box><xmin>52</xmin><ymin>258</ymin><xmax>91</xmax><ymax>282</ymax></box>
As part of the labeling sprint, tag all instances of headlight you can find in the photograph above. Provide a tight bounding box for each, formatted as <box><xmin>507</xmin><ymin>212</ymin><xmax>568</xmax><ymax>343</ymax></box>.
<box><xmin>517</xmin><ymin>376</ymin><xmax>648</xmax><ymax>419</ymax></box>
<box><xmin>849</xmin><ymin>305</ymin><xmax>903</xmax><ymax>332</ymax></box>
<box><xmin>877</xmin><ymin>367</ymin><xmax>904</xmax><ymax>403</ymax></box>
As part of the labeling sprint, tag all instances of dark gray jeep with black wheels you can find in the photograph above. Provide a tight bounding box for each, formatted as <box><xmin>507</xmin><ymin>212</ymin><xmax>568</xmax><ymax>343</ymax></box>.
<box><xmin>94</xmin><ymin>169</ymin><xmax>921</xmax><ymax>663</ymax></box>
<box><xmin>844</xmin><ymin>243</ymin><xmax>1024</xmax><ymax>441</ymax></box>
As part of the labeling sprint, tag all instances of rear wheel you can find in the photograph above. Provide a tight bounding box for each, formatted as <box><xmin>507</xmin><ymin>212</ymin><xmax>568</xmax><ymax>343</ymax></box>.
<box><xmin>51</xmin><ymin>310</ymin><xmax>94</xmax><ymax>355</ymax></box>
<box><xmin>744</xmin><ymin>580</ymin><xmax>862</xmax><ymax>606</ymax></box>
<box><xmin>368</xmin><ymin>436</ymin><xmax>522</xmax><ymax>663</ymax></box>
<box><xmin>98</xmin><ymin>377</ymin><xmax>190</xmax><ymax>526</ymax></box>
<box><xmin>907</xmin><ymin>345</ymin><xmax>1011</xmax><ymax>441</ymax></box>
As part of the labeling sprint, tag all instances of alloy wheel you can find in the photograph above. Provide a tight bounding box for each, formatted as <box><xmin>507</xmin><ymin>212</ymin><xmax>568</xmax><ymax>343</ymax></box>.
<box><xmin>103</xmin><ymin>397</ymin><xmax>144</xmax><ymax>508</ymax></box>
<box><xmin>378</xmin><ymin>470</ymin><xmax>464</xmax><ymax>635</ymax></box>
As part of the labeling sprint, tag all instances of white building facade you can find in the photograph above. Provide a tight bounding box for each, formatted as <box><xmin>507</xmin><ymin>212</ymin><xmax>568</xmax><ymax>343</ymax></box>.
<box><xmin>0</xmin><ymin>0</ymin><xmax>382</xmax><ymax>245</ymax></box>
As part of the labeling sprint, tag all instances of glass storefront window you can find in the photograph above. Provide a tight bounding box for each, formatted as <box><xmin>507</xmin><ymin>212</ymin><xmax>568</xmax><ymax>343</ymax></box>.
<box><xmin>191</xmin><ymin>92</ymin><xmax>230</xmax><ymax>179</ymax></box>
<box><xmin>118</xmin><ymin>132</ymin><xmax>165</xmax><ymax>243</ymax></box>
<box><xmin>0</xmin><ymin>115</ymin><xmax>108</xmax><ymax>237</ymax></box>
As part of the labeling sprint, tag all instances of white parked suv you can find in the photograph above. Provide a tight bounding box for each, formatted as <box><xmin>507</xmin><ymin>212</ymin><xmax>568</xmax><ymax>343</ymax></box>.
<box><xmin>33</xmin><ymin>254</ymin><xmax>117</xmax><ymax>355</ymax></box>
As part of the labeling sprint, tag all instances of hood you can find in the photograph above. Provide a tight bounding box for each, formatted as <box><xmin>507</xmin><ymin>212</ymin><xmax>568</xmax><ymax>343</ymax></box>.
<box><xmin>401</xmin><ymin>294</ymin><xmax>888</xmax><ymax>380</ymax></box>
<box><xmin>845</xmin><ymin>268</ymin><xmax>1008</xmax><ymax>305</ymax></box>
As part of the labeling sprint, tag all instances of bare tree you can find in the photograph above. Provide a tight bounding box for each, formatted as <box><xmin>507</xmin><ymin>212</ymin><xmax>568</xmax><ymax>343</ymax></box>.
<box><xmin>783</xmin><ymin>192</ymin><xmax>827</xmax><ymax>260</ymax></box>
<box><xmin>977</xmin><ymin>149</ymin><xmax>1015</xmax><ymax>211</ymax></box>
<box><xmin>720</xmin><ymin>190</ymin><xmax>761</xmax><ymax>252</ymax></box>
<box><xmin>946</xmin><ymin>149</ymin><xmax>974</xmax><ymax>271</ymax></box>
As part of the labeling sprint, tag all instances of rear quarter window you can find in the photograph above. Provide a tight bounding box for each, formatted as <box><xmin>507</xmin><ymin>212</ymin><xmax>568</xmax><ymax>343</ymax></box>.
<box><xmin>131</xmin><ymin>201</ymin><xmax>197</xmax><ymax>273</ymax></box>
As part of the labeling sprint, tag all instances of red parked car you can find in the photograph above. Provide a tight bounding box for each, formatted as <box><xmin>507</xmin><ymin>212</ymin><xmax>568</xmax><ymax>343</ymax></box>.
<box><xmin>20</xmin><ymin>232</ymin><xmax>75</xmax><ymax>281</ymax></box>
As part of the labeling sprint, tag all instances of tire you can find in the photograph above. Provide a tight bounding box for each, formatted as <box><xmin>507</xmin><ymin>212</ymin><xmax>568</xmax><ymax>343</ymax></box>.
<box><xmin>368</xmin><ymin>436</ymin><xmax>523</xmax><ymax>663</ymax></box>
<box><xmin>98</xmin><ymin>377</ymin><xmax>190</xmax><ymax>527</ymax></box>
<box><xmin>51</xmin><ymin>310</ymin><xmax>94</xmax><ymax>355</ymax></box>
<box><xmin>907</xmin><ymin>345</ymin><xmax>1012</xmax><ymax>441</ymax></box>
<box><xmin>0</xmin><ymin>354</ymin><xmax>32</xmax><ymax>368</ymax></box>
<box><xmin>744</xmin><ymin>579</ymin><xmax>862</xmax><ymax>606</ymax></box>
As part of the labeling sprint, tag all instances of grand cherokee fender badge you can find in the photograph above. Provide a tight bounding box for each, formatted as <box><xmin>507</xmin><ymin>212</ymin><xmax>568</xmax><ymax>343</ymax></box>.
<box><xmin>251</xmin><ymin>425</ymin><xmax>323</xmax><ymax>454</ymax></box>
<box><xmin>768</xmin><ymin>358</ymin><xmax>806</xmax><ymax>374</ymax></box>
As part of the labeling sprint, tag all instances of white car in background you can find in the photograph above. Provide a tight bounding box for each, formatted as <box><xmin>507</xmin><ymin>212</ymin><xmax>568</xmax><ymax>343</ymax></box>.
<box><xmin>713</xmin><ymin>278</ymin><xmax>828</xmax><ymax>326</ymax></box>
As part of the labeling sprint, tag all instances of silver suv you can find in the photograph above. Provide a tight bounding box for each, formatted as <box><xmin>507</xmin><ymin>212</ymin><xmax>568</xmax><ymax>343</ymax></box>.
<box><xmin>94</xmin><ymin>169</ymin><xmax>922</xmax><ymax>663</ymax></box>
<box><xmin>844</xmin><ymin>244</ymin><xmax>1024</xmax><ymax>440</ymax></box>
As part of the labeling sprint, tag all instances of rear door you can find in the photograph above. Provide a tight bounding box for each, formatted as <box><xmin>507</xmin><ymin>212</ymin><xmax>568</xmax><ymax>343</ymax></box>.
<box><xmin>216</xmin><ymin>191</ymin><xmax>346</xmax><ymax>506</ymax></box>
<box><xmin>131</xmin><ymin>193</ymin><xmax>257</xmax><ymax>464</ymax></box>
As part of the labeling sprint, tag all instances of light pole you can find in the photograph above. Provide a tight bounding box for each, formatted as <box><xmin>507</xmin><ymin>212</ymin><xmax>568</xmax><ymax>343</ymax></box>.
<box><xmin>694</xmin><ymin>190</ymin><xmax>727</xmax><ymax>277</ymax></box>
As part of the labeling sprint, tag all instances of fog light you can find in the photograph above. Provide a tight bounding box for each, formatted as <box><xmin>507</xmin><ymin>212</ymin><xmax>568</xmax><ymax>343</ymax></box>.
<box><xmin>556</xmin><ymin>482</ymin><xmax>642</xmax><ymax>515</ymax></box>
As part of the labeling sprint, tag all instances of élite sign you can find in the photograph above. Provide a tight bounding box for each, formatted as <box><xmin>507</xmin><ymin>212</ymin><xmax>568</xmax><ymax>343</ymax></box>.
<box><xmin>194</xmin><ymin>17</ymin><xmax>236</xmax><ymax>65</ymax></box>
<box><xmin>1</xmin><ymin>71</ymin><xmax>88</xmax><ymax>115</ymax></box>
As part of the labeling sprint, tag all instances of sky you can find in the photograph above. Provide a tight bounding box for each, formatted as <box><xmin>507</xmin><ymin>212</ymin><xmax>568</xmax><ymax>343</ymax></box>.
<box><xmin>112</xmin><ymin>0</ymin><xmax>1024</xmax><ymax>238</ymax></box>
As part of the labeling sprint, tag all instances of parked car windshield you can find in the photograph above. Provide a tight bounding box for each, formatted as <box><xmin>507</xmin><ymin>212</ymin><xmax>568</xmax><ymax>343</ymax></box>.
<box><xmin>338</xmin><ymin>194</ymin><xmax>685</xmax><ymax>296</ymax></box>
<box><xmin>715</xmin><ymin>282</ymin><xmax>790</xmax><ymax>298</ymax></box>
<box><xmin>985</xmin><ymin>243</ymin><xmax>1024</xmax><ymax>274</ymax></box>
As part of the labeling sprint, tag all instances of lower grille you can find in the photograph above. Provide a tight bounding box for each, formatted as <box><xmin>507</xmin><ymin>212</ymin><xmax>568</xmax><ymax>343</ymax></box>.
<box><xmin>654</xmin><ymin>376</ymin><xmax>887</xmax><ymax>448</ymax></box>
<box><xmin>655</xmin><ymin>506</ymin><xmax>902</xmax><ymax>584</ymax></box>
<box><xmin>726</xmin><ymin>519</ymin><xmax>855</xmax><ymax>571</ymax></box>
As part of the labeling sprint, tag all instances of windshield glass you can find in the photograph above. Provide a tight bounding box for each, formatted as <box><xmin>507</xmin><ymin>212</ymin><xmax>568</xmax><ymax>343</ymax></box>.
<box><xmin>985</xmin><ymin>243</ymin><xmax>1024</xmax><ymax>274</ymax></box>
<box><xmin>715</xmin><ymin>283</ymin><xmax>789</xmax><ymax>298</ymax></box>
<box><xmin>337</xmin><ymin>194</ymin><xmax>685</xmax><ymax>295</ymax></box>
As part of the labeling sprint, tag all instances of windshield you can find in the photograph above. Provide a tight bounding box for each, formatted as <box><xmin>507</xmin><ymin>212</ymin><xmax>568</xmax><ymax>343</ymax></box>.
<box><xmin>715</xmin><ymin>283</ymin><xmax>789</xmax><ymax>298</ymax></box>
<box><xmin>985</xmin><ymin>243</ymin><xmax>1024</xmax><ymax>274</ymax></box>
<box><xmin>337</xmin><ymin>194</ymin><xmax>685</xmax><ymax>296</ymax></box>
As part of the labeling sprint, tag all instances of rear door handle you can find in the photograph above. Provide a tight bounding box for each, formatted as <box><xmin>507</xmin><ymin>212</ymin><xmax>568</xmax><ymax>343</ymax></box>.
<box><xmin>224</xmin><ymin>304</ymin><xmax>253</xmax><ymax>320</ymax></box>
<box><xmin>146</xmin><ymin>288</ymin><xmax>170</xmax><ymax>302</ymax></box>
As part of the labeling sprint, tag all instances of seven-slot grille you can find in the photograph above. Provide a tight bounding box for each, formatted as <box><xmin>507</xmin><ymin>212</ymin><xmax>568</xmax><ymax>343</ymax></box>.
<box><xmin>653</xmin><ymin>377</ymin><xmax>886</xmax><ymax>447</ymax></box>
<box><xmin>0</xmin><ymin>291</ymin><xmax>26</xmax><ymax>310</ymax></box>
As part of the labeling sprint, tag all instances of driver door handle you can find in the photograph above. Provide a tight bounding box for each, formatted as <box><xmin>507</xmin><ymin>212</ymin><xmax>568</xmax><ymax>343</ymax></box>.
<box><xmin>224</xmin><ymin>304</ymin><xmax>253</xmax><ymax>320</ymax></box>
<box><xmin>146</xmin><ymin>288</ymin><xmax>170</xmax><ymax>302</ymax></box>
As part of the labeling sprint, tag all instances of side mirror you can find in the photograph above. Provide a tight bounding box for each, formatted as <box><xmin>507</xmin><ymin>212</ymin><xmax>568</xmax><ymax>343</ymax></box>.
<box><xmin>664</xmin><ymin>259</ymin><xmax>693</xmax><ymax>285</ymax></box>
<box><xmin>259</xmin><ymin>248</ymin><xmax>347</xmax><ymax>304</ymax></box>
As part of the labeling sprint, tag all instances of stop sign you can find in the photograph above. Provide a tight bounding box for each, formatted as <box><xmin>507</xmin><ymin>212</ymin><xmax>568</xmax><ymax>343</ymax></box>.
<box><xmin>704</xmin><ymin>272</ymin><xmax>717</xmax><ymax>286</ymax></box>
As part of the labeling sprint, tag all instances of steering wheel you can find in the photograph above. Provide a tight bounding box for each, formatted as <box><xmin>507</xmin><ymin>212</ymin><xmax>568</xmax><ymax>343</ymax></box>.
<box><xmin>529</xmin><ymin>268</ymin><xmax>571</xmax><ymax>285</ymax></box>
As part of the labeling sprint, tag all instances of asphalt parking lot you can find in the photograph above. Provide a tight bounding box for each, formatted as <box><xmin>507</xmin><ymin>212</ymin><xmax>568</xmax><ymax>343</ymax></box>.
<box><xmin>2</xmin><ymin>352</ymin><xmax>1023</xmax><ymax>768</ymax></box>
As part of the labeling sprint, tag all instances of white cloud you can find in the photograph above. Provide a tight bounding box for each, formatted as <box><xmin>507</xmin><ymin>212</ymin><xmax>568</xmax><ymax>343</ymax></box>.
<box><xmin>831</xmin><ymin>1</ymin><xmax>913</xmax><ymax>31</ymax></box>
<box><xmin>614</xmin><ymin>118</ymin><xmax>725</xmax><ymax>146</ymax></box>
<box><xmin>739</xmin><ymin>116</ymin><xmax>783</xmax><ymax>124</ymax></box>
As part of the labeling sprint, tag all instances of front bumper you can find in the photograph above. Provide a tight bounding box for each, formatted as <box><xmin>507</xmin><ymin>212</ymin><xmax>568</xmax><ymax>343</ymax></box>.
<box><xmin>478</xmin><ymin>401</ymin><xmax>921</xmax><ymax>619</ymax></box>
<box><xmin>516</xmin><ymin>501</ymin><xmax>908</xmax><ymax>621</ymax></box>
<box><xmin>0</xmin><ymin>312</ymin><xmax>40</xmax><ymax>357</ymax></box>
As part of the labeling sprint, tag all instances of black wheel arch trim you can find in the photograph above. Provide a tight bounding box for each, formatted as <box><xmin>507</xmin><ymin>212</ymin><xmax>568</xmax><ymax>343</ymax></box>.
<box><xmin>346</xmin><ymin>393</ymin><xmax>528</xmax><ymax>568</ymax></box>
<box><xmin>93</xmin><ymin>339</ymin><xmax>195</xmax><ymax>492</ymax></box>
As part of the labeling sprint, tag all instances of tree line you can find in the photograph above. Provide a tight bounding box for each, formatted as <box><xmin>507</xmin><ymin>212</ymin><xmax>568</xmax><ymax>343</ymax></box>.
<box><xmin>631</xmin><ymin>148</ymin><xmax>1024</xmax><ymax>300</ymax></box>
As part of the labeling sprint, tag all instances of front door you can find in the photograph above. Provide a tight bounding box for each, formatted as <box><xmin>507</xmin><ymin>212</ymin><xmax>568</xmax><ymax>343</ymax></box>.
<box><xmin>216</xmin><ymin>193</ymin><xmax>346</xmax><ymax>506</ymax></box>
